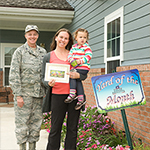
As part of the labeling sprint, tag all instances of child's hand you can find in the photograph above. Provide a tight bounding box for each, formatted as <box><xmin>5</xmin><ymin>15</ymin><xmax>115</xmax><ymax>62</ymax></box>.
<box><xmin>69</xmin><ymin>58</ymin><xmax>74</xmax><ymax>63</ymax></box>
<box><xmin>76</xmin><ymin>59</ymin><xmax>80</xmax><ymax>64</ymax></box>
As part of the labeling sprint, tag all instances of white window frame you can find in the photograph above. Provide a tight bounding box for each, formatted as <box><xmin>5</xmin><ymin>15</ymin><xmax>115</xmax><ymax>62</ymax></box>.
<box><xmin>0</xmin><ymin>43</ymin><xmax>22</xmax><ymax>86</ymax></box>
<box><xmin>104</xmin><ymin>7</ymin><xmax>124</xmax><ymax>74</ymax></box>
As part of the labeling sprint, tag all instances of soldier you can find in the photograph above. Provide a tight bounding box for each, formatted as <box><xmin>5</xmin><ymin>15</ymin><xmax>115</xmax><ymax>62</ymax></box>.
<box><xmin>9</xmin><ymin>25</ymin><xmax>47</xmax><ymax>150</ymax></box>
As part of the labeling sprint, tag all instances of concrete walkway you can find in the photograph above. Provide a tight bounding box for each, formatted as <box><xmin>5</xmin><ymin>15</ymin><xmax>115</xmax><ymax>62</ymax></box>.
<box><xmin>0</xmin><ymin>104</ymin><xmax>63</xmax><ymax>150</ymax></box>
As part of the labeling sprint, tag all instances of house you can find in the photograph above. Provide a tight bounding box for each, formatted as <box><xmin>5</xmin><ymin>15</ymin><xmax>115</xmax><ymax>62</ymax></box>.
<box><xmin>64</xmin><ymin>0</ymin><xmax>150</xmax><ymax>145</ymax></box>
<box><xmin>0</xmin><ymin>0</ymin><xmax>74</xmax><ymax>102</ymax></box>
<box><xmin>0</xmin><ymin>0</ymin><xmax>150</xmax><ymax>146</ymax></box>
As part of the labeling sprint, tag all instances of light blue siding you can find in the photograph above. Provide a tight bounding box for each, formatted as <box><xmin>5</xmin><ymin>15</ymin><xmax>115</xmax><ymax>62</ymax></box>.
<box><xmin>64</xmin><ymin>0</ymin><xmax>150</xmax><ymax>68</ymax></box>
<box><xmin>124</xmin><ymin>15</ymin><xmax>150</xmax><ymax>33</ymax></box>
<box><xmin>124</xmin><ymin>26</ymin><xmax>150</xmax><ymax>42</ymax></box>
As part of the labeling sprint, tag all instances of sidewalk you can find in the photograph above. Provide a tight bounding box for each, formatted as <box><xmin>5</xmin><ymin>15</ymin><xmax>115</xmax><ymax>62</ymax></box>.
<box><xmin>0</xmin><ymin>103</ymin><xmax>63</xmax><ymax>150</ymax></box>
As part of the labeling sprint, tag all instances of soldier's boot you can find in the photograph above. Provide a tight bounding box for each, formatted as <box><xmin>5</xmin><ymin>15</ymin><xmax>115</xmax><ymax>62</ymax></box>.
<box><xmin>19</xmin><ymin>142</ymin><xmax>26</xmax><ymax>150</ymax></box>
<box><xmin>29</xmin><ymin>142</ymin><xmax>36</xmax><ymax>150</ymax></box>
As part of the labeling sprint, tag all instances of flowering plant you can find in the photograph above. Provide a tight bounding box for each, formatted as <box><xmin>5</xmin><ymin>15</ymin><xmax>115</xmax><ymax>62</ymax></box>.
<box><xmin>42</xmin><ymin>112</ymin><xmax>51</xmax><ymax>133</ymax></box>
<box><xmin>78</xmin><ymin>106</ymin><xmax>115</xmax><ymax>137</ymax></box>
<box><xmin>133</xmin><ymin>139</ymin><xmax>150</xmax><ymax>150</ymax></box>
<box><xmin>61</xmin><ymin>115</ymin><xmax>67</xmax><ymax>143</ymax></box>
<box><xmin>76</xmin><ymin>106</ymin><xmax>130</xmax><ymax>149</ymax></box>
<box><xmin>42</xmin><ymin>106</ymin><xmax>130</xmax><ymax>149</ymax></box>
<box><xmin>77</xmin><ymin>129</ymin><xmax>101</xmax><ymax>148</ymax></box>
<box><xmin>98</xmin><ymin>144</ymin><xmax>130</xmax><ymax>150</ymax></box>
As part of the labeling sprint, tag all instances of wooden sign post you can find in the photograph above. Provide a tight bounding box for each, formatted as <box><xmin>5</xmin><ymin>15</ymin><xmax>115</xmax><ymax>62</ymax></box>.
<box><xmin>91</xmin><ymin>69</ymin><xmax>146</xmax><ymax>150</ymax></box>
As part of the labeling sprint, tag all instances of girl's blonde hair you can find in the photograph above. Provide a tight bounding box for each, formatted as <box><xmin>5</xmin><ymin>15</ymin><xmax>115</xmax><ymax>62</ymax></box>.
<box><xmin>73</xmin><ymin>28</ymin><xmax>89</xmax><ymax>42</ymax></box>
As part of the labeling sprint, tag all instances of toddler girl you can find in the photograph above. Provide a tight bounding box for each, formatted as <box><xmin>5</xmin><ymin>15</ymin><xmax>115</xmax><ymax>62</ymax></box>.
<box><xmin>64</xmin><ymin>28</ymin><xmax>92</xmax><ymax>110</ymax></box>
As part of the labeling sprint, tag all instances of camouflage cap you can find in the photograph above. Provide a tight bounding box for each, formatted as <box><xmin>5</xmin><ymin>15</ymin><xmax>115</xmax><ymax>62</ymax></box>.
<box><xmin>25</xmin><ymin>25</ymin><xmax>39</xmax><ymax>33</ymax></box>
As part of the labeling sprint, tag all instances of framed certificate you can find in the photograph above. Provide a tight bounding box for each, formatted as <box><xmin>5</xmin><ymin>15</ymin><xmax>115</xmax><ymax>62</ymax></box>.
<box><xmin>44</xmin><ymin>63</ymin><xmax>70</xmax><ymax>83</ymax></box>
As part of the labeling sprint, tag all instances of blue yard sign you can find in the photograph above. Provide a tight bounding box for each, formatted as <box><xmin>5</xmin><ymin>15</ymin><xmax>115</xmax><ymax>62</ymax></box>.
<box><xmin>91</xmin><ymin>69</ymin><xmax>146</xmax><ymax>114</ymax></box>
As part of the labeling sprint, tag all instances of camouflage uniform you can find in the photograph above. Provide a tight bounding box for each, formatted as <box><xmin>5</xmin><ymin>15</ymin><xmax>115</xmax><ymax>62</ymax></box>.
<box><xmin>9</xmin><ymin>42</ymin><xmax>47</xmax><ymax>144</ymax></box>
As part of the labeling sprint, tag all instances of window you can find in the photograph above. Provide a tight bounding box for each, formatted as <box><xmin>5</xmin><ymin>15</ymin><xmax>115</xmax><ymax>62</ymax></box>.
<box><xmin>104</xmin><ymin>7</ymin><xmax>123</xmax><ymax>74</ymax></box>
<box><xmin>0</xmin><ymin>43</ymin><xmax>22</xmax><ymax>86</ymax></box>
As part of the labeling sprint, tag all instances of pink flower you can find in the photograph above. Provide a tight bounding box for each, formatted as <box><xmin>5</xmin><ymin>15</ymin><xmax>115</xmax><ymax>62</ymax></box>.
<box><xmin>46</xmin><ymin>129</ymin><xmax>50</xmax><ymax>133</ymax></box>
<box><xmin>96</xmin><ymin>140</ymin><xmax>100</xmax><ymax>145</ymax></box>
<box><xmin>79</xmin><ymin>135</ymin><xmax>84</xmax><ymax>138</ymax></box>
<box><xmin>116</xmin><ymin>145</ymin><xmax>124</xmax><ymax>150</ymax></box>
<box><xmin>100</xmin><ymin>144</ymin><xmax>106</xmax><ymax>148</ymax></box>
<box><xmin>125</xmin><ymin>146</ymin><xmax>130</xmax><ymax>150</ymax></box>
<box><xmin>91</xmin><ymin>144</ymin><xmax>97</xmax><ymax>148</ymax></box>
<box><xmin>94</xmin><ymin>145</ymin><xmax>97</xmax><ymax>149</ymax></box>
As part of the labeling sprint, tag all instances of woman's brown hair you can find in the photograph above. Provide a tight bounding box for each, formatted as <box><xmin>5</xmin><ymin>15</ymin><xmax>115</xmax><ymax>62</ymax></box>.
<box><xmin>50</xmin><ymin>28</ymin><xmax>74</xmax><ymax>51</ymax></box>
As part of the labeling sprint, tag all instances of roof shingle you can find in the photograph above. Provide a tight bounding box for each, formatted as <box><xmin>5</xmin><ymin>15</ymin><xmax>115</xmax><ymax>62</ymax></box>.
<box><xmin>0</xmin><ymin>0</ymin><xmax>74</xmax><ymax>10</ymax></box>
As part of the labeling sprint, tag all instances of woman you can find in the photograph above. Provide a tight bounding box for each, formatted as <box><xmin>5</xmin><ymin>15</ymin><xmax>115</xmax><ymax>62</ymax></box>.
<box><xmin>42</xmin><ymin>28</ymin><xmax>87</xmax><ymax>150</ymax></box>
<box><xmin>9</xmin><ymin>25</ymin><xmax>47</xmax><ymax>150</ymax></box>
